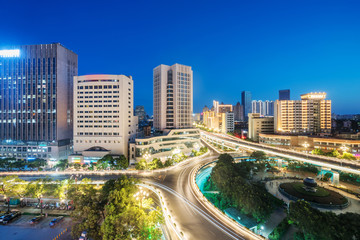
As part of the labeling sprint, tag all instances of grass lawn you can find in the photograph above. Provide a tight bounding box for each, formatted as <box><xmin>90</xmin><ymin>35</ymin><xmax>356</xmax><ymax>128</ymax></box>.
<box><xmin>292</xmin><ymin>182</ymin><xmax>330</xmax><ymax>197</ymax></box>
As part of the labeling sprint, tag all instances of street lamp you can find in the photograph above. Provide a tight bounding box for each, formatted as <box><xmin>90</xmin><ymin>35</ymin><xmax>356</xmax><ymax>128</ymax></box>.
<box><xmin>340</xmin><ymin>145</ymin><xmax>349</xmax><ymax>153</ymax></box>
<box><xmin>143</xmin><ymin>152</ymin><xmax>151</xmax><ymax>162</ymax></box>
<box><xmin>302</xmin><ymin>142</ymin><xmax>310</xmax><ymax>153</ymax></box>
<box><xmin>340</xmin><ymin>145</ymin><xmax>349</xmax><ymax>167</ymax></box>
<box><xmin>133</xmin><ymin>187</ymin><xmax>149</xmax><ymax>208</ymax></box>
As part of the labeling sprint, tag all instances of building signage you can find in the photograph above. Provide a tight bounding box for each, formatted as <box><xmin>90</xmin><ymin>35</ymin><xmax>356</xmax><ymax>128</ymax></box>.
<box><xmin>0</xmin><ymin>49</ymin><xmax>20</xmax><ymax>58</ymax></box>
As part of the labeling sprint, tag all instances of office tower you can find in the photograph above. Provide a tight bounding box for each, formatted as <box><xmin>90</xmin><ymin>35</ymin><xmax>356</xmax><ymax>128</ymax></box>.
<box><xmin>248</xmin><ymin>113</ymin><xmax>274</xmax><ymax>141</ymax></box>
<box><xmin>153</xmin><ymin>64</ymin><xmax>193</xmax><ymax>130</ymax></box>
<box><xmin>135</xmin><ymin>105</ymin><xmax>146</xmax><ymax>122</ymax></box>
<box><xmin>73</xmin><ymin>75</ymin><xmax>137</xmax><ymax>159</ymax></box>
<box><xmin>233</xmin><ymin>102</ymin><xmax>244</xmax><ymax>121</ymax></box>
<box><xmin>274</xmin><ymin>92</ymin><xmax>331</xmax><ymax>134</ymax></box>
<box><xmin>279</xmin><ymin>89</ymin><xmax>290</xmax><ymax>100</ymax></box>
<box><xmin>241</xmin><ymin>91</ymin><xmax>252</xmax><ymax>120</ymax></box>
<box><xmin>0</xmin><ymin>44</ymin><xmax>77</xmax><ymax>161</ymax></box>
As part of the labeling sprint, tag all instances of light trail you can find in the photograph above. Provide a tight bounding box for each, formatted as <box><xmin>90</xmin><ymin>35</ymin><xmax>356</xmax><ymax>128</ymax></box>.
<box><xmin>202</xmin><ymin>132</ymin><xmax>360</xmax><ymax>175</ymax></box>
<box><xmin>145</xmin><ymin>181</ymin><xmax>248</xmax><ymax>240</ymax></box>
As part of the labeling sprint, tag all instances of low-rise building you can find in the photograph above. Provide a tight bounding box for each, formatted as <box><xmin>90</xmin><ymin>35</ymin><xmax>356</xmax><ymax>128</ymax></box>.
<box><xmin>248</xmin><ymin>113</ymin><xmax>274</xmax><ymax>141</ymax></box>
<box><xmin>130</xmin><ymin>128</ymin><xmax>201</xmax><ymax>162</ymax></box>
<box><xmin>259</xmin><ymin>133</ymin><xmax>360</xmax><ymax>157</ymax></box>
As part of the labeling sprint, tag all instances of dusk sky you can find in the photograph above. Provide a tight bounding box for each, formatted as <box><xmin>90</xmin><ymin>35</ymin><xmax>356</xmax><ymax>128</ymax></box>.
<box><xmin>1</xmin><ymin>0</ymin><xmax>360</xmax><ymax>114</ymax></box>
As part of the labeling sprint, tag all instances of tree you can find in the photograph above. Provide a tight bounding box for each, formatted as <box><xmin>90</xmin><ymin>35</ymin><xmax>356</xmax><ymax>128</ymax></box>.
<box><xmin>311</xmin><ymin>148</ymin><xmax>324</xmax><ymax>155</ymax></box>
<box><xmin>164</xmin><ymin>159</ymin><xmax>174</xmax><ymax>167</ymax></box>
<box><xmin>0</xmin><ymin>176</ymin><xmax>27</xmax><ymax>199</ymax></box>
<box><xmin>341</xmin><ymin>152</ymin><xmax>356</xmax><ymax>160</ymax></box>
<box><xmin>148</xmin><ymin>158</ymin><xmax>163</xmax><ymax>170</ymax></box>
<box><xmin>55</xmin><ymin>159</ymin><xmax>69</xmax><ymax>170</ymax></box>
<box><xmin>69</xmin><ymin>176</ymin><xmax>163</xmax><ymax>240</ymax></box>
<box><xmin>250</xmin><ymin>151</ymin><xmax>267</xmax><ymax>162</ymax></box>
<box><xmin>113</xmin><ymin>155</ymin><xmax>128</xmax><ymax>170</ymax></box>
<box><xmin>28</xmin><ymin>158</ymin><xmax>47</xmax><ymax>170</ymax></box>
<box><xmin>135</xmin><ymin>159</ymin><xmax>148</xmax><ymax>170</ymax></box>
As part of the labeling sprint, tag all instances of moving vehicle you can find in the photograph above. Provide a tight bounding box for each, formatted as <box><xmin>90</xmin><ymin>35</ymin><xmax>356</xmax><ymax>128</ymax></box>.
<box><xmin>49</xmin><ymin>216</ymin><xmax>64</xmax><ymax>227</ymax></box>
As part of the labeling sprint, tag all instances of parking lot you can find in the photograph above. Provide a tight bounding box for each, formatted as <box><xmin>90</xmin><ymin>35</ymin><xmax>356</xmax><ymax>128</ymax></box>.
<box><xmin>0</xmin><ymin>215</ymin><xmax>72</xmax><ymax>240</ymax></box>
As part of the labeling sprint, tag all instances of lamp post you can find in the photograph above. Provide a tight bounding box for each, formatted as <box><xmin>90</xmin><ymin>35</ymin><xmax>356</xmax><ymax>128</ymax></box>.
<box><xmin>143</xmin><ymin>152</ymin><xmax>151</xmax><ymax>162</ymax></box>
<box><xmin>302</xmin><ymin>142</ymin><xmax>310</xmax><ymax>160</ymax></box>
<box><xmin>133</xmin><ymin>187</ymin><xmax>149</xmax><ymax>208</ymax></box>
<box><xmin>6</xmin><ymin>196</ymin><xmax>10</xmax><ymax>213</ymax></box>
<box><xmin>340</xmin><ymin>145</ymin><xmax>349</xmax><ymax>167</ymax></box>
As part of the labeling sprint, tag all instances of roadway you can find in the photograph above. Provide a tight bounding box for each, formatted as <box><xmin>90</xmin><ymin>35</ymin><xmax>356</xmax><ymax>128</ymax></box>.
<box><xmin>202</xmin><ymin>131</ymin><xmax>360</xmax><ymax>174</ymax></box>
<box><xmin>13</xmin><ymin>151</ymin><xmax>260</xmax><ymax>240</ymax></box>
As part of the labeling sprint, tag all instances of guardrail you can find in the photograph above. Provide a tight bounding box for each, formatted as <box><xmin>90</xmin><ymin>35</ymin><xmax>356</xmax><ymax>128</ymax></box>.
<box><xmin>190</xmin><ymin>161</ymin><xmax>264</xmax><ymax>240</ymax></box>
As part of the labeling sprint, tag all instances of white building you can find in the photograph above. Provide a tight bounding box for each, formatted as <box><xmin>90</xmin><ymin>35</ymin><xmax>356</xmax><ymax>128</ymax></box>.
<box><xmin>73</xmin><ymin>75</ymin><xmax>138</xmax><ymax>160</ymax></box>
<box><xmin>251</xmin><ymin>100</ymin><xmax>274</xmax><ymax>116</ymax></box>
<box><xmin>222</xmin><ymin>112</ymin><xmax>235</xmax><ymax>133</ymax></box>
<box><xmin>130</xmin><ymin>129</ymin><xmax>201</xmax><ymax>162</ymax></box>
<box><xmin>153</xmin><ymin>64</ymin><xmax>193</xmax><ymax>130</ymax></box>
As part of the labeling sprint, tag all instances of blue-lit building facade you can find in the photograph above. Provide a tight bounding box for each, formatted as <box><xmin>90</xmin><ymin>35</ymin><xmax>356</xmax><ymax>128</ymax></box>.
<box><xmin>0</xmin><ymin>44</ymin><xmax>78</xmax><ymax>162</ymax></box>
<box><xmin>241</xmin><ymin>91</ymin><xmax>252</xmax><ymax>121</ymax></box>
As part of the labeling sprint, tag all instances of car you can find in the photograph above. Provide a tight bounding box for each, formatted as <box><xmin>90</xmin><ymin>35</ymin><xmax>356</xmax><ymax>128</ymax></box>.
<box><xmin>0</xmin><ymin>214</ymin><xmax>11</xmax><ymax>223</ymax></box>
<box><xmin>29</xmin><ymin>215</ymin><xmax>44</xmax><ymax>224</ymax></box>
<box><xmin>49</xmin><ymin>216</ymin><xmax>64</xmax><ymax>227</ymax></box>
<box><xmin>2</xmin><ymin>213</ymin><xmax>20</xmax><ymax>225</ymax></box>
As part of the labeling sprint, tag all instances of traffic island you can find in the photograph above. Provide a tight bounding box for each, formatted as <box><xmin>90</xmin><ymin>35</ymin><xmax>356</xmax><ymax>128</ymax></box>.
<box><xmin>279</xmin><ymin>179</ymin><xmax>349</xmax><ymax>209</ymax></box>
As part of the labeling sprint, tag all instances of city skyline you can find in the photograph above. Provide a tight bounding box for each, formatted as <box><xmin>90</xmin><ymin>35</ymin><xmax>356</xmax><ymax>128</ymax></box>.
<box><xmin>1</xmin><ymin>1</ymin><xmax>360</xmax><ymax>115</ymax></box>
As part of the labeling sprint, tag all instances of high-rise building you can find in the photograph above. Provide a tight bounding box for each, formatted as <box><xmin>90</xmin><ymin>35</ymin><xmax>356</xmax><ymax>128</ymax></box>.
<box><xmin>279</xmin><ymin>89</ymin><xmax>290</xmax><ymax>100</ymax></box>
<box><xmin>233</xmin><ymin>102</ymin><xmax>244</xmax><ymax>121</ymax></box>
<box><xmin>274</xmin><ymin>92</ymin><xmax>331</xmax><ymax>134</ymax></box>
<box><xmin>153</xmin><ymin>64</ymin><xmax>193</xmax><ymax>130</ymax></box>
<box><xmin>222</xmin><ymin>112</ymin><xmax>235</xmax><ymax>133</ymax></box>
<box><xmin>0</xmin><ymin>44</ymin><xmax>77</xmax><ymax>161</ymax></box>
<box><xmin>135</xmin><ymin>105</ymin><xmax>146</xmax><ymax>122</ymax></box>
<box><xmin>241</xmin><ymin>91</ymin><xmax>252</xmax><ymax>120</ymax></box>
<box><xmin>248</xmin><ymin>113</ymin><xmax>274</xmax><ymax>141</ymax></box>
<box><xmin>73</xmin><ymin>75</ymin><xmax>138</xmax><ymax>159</ymax></box>
<box><xmin>213</xmin><ymin>100</ymin><xmax>232</xmax><ymax>114</ymax></box>
<box><xmin>251</xmin><ymin>100</ymin><xmax>274</xmax><ymax>116</ymax></box>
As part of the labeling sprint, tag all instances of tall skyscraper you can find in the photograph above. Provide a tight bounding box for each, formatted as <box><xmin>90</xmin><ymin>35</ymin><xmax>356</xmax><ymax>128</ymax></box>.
<box><xmin>0</xmin><ymin>44</ymin><xmax>77</xmax><ymax>161</ymax></box>
<box><xmin>153</xmin><ymin>64</ymin><xmax>193</xmax><ymax>130</ymax></box>
<box><xmin>241</xmin><ymin>91</ymin><xmax>252</xmax><ymax>120</ymax></box>
<box><xmin>274</xmin><ymin>92</ymin><xmax>331</xmax><ymax>134</ymax></box>
<box><xmin>73</xmin><ymin>75</ymin><xmax>137</xmax><ymax>159</ymax></box>
<box><xmin>279</xmin><ymin>89</ymin><xmax>290</xmax><ymax>100</ymax></box>
<box><xmin>233</xmin><ymin>102</ymin><xmax>244</xmax><ymax>121</ymax></box>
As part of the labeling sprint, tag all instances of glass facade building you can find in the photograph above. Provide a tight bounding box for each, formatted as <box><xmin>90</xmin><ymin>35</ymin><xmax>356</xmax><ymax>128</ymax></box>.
<box><xmin>241</xmin><ymin>91</ymin><xmax>252</xmax><ymax>120</ymax></box>
<box><xmin>0</xmin><ymin>43</ymin><xmax>78</xmax><ymax>161</ymax></box>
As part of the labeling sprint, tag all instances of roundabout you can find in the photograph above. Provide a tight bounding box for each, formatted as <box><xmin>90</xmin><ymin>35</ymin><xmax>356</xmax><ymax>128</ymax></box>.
<box><xmin>279</xmin><ymin>179</ymin><xmax>348</xmax><ymax>209</ymax></box>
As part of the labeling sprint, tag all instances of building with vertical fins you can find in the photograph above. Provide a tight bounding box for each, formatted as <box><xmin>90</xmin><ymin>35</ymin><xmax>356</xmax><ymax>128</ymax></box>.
<box><xmin>0</xmin><ymin>44</ymin><xmax>77</xmax><ymax>162</ymax></box>
<box><xmin>153</xmin><ymin>64</ymin><xmax>193</xmax><ymax>130</ymax></box>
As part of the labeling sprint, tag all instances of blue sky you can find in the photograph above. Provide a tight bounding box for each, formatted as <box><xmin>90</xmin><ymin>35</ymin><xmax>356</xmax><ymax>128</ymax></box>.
<box><xmin>1</xmin><ymin>0</ymin><xmax>360</xmax><ymax>114</ymax></box>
